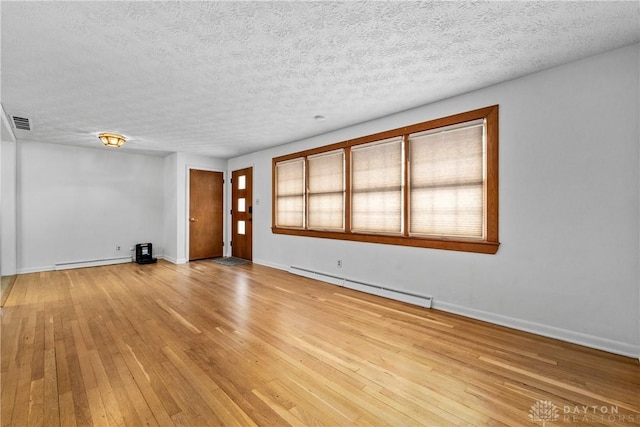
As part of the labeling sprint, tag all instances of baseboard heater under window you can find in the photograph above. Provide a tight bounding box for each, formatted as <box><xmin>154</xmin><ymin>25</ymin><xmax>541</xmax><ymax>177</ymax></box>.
<box><xmin>54</xmin><ymin>256</ymin><xmax>132</xmax><ymax>271</ymax></box>
<box><xmin>288</xmin><ymin>265</ymin><xmax>433</xmax><ymax>309</ymax></box>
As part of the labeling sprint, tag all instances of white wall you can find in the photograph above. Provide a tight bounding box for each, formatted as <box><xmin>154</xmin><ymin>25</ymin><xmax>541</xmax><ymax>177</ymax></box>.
<box><xmin>1</xmin><ymin>107</ymin><xmax>18</xmax><ymax>276</ymax></box>
<box><xmin>163</xmin><ymin>153</ymin><xmax>179</xmax><ymax>263</ymax></box>
<box><xmin>17</xmin><ymin>141</ymin><xmax>165</xmax><ymax>272</ymax></box>
<box><xmin>163</xmin><ymin>152</ymin><xmax>226</xmax><ymax>263</ymax></box>
<box><xmin>228</xmin><ymin>44</ymin><xmax>640</xmax><ymax>357</ymax></box>
<box><xmin>1</xmin><ymin>139</ymin><xmax>17</xmax><ymax>276</ymax></box>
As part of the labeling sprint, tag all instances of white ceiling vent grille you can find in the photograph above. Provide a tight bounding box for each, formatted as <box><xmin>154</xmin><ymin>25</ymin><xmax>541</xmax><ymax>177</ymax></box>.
<box><xmin>11</xmin><ymin>116</ymin><xmax>31</xmax><ymax>131</ymax></box>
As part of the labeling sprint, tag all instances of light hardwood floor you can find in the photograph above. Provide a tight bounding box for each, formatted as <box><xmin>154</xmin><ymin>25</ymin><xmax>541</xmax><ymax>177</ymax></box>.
<box><xmin>1</xmin><ymin>260</ymin><xmax>639</xmax><ymax>426</ymax></box>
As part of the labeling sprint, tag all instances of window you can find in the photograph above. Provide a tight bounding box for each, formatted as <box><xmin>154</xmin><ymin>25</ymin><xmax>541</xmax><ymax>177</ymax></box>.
<box><xmin>351</xmin><ymin>137</ymin><xmax>403</xmax><ymax>234</ymax></box>
<box><xmin>409</xmin><ymin>120</ymin><xmax>485</xmax><ymax>238</ymax></box>
<box><xmin>274</xmin><ymin>158</ymin><xmax>305</xmax><ymax>228</ymax></box>
<box><xmin>272</xmin><ymin>105</ymin><xmax>499</xmax><ymax>254</ymax></box>
<box><xmin>308</xmin><ymin>150</ymin><xmax>345</xmax><ymax>231</ymax></box>
<box><xmin>237</xmin><ymin>175</ymin><xmax>246</xmax><ymax>190</ymax></box>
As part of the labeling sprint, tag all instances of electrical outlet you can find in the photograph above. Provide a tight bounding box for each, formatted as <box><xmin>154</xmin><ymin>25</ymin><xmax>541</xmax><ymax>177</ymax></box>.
<box><xmin>116</xmin><ymin>245</ymin><xmax>121</xmax><ymax>251</ymax></box>
<box><xmin>337</xmin><ymin>260</ymin><xmax>342</xmax><ymax>268</ymax></box>
<box><xmin>129</xmin><ymin>246</ymin><xmax>134</xmax><ymax>251</ymax></box>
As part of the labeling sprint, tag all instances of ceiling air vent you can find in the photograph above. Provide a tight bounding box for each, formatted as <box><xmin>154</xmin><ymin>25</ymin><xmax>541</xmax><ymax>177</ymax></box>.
<box><xmin>11</xmin><ymin>116</ymin><xmax>31</xmax><ymax>131</ymax></box>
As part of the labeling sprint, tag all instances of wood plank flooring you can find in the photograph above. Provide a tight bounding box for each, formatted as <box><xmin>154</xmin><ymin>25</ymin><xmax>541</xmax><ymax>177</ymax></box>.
<box><xmin>1</xmin><ymin>260</ymin><xmax>639</xmax><ymax>426</ymax></box>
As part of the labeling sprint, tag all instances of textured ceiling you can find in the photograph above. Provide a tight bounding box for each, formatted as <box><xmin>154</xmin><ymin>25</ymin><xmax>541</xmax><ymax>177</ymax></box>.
<box><xmin>2</xmin><ymin>1</ymin><xmax>639</xmax><ymax>158</ymax></box>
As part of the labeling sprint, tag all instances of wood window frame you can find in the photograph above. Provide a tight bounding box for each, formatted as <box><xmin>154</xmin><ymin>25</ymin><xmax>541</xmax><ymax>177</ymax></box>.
<box><xmin>272</xmin><ymin>105</ymin><xmax>499</xmax><ymax>254</ymax></box>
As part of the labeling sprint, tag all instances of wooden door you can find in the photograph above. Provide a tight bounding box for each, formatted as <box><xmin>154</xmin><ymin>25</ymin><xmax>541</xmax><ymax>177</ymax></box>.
<box><xmin>189</xmin><ymin>169</ymin><xmax>224</xmax><ymax>261</ymax></box>
<box><xmin>231</xmin><ymin>167</ymin><xmax>253</xmax><ymax>260</ymax></box>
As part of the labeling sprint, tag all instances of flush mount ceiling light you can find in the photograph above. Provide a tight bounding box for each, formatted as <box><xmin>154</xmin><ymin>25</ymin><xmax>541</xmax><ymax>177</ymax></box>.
<box><xmin>98</xmin><ymin>132</ymin><xmax>126</xmax><ymax>148</ymax></box>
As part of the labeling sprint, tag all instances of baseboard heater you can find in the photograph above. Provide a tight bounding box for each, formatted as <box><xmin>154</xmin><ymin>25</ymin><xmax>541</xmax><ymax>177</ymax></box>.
<box><xmin>54</xmin><ymin>256</ymin><xmax>132</xmax><ymax>271</ymax></box>
<box><xmin>288</xmin><ymin>265</ymin><xmax>433</xmax><ymax>309</ymax></box>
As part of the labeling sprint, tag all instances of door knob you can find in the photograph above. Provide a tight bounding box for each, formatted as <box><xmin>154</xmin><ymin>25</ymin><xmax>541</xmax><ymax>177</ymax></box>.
<box><xmin>189</xmin><ymin>217</ymin><xmax>197</xmax><ymax>222</ymax></box>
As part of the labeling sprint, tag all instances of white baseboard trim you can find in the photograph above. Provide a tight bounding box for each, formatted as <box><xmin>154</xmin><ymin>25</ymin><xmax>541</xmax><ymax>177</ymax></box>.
<box><xmin>252</xmin><ymin>259</ymin><xmax>288</xmax><ymax>271</ymax></box>
<box><xmin>15</xmin><ymin>255</ymin><xmax>639</xmax><ymax>358</ymax></box>
<box><xmin>162</xmin><ymin>255</ymin><xmax>187</xmax><ymax>264</ymax></box>
<box><xmin>17</xmin><ymin>265</ymin><xmax>55</xmax><ymax>274</ymax></box>
<box><xmin>54</xmin><ymin>256</ymin><xmax>132</xmax><ymax>271</ymax></box>
<box><xmin>284</xmin><ymin>265</ymin><xmax>434</xmax><ymax>309</ymax></box>
<box><xmin>433</xmin><ymin>300</ymin><xmax>639</xmax><ymax>359</ymax></box>
<box><xmin>254</xmin><ymin>259</ymin><xmax>638</xmax><ymax>358</ymax></box>
<box><xmin>288</xmin><ymin>265</ymin><xmax>345</xmax><ymax>287</ymax></box>
<box><xmin>18</xmin><ymin>256</ymin><xmax>133</xmax><ymax>274</ymax></box>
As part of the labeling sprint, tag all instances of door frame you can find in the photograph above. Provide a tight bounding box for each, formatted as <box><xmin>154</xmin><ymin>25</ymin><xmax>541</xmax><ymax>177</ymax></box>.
<box><xmin>185</xmin><ymin>165</ymin><xmax>226</xmax><ymax>262</ymax></box>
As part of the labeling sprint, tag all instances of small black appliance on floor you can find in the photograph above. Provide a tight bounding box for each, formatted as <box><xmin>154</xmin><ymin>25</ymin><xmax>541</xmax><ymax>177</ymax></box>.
<box><xmin>135</xmin><ymin>243</ymin><xmax>157</xmax><ymax>264</ymax></box>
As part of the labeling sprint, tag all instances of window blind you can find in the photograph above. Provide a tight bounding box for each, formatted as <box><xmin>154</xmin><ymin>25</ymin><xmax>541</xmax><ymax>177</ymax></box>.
<box><xmin>308</xmin><ymin>150</ymin><xmax>345</xmax><ymax>230</ymax></box>
<box><xmin>351</xmin><ymin>137</ymin><xmax>403</xmax><ymax>234</ymax></box>
<box><xmin>409</xmin><ymin>120</ymin><xmax>485</xmax><ymax>238</ymax></box>
<box><xmin>275</xmin><ymin>158</ymin><xmax>305</xmax><ymax>228</ymax></box>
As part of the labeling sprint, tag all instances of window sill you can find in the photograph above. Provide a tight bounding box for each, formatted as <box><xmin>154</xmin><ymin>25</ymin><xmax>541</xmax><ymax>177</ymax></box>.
<box><xmin>272</xmin><ymin>227</ymin><xmax>499</xmax><ymax>254</ymax></box>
